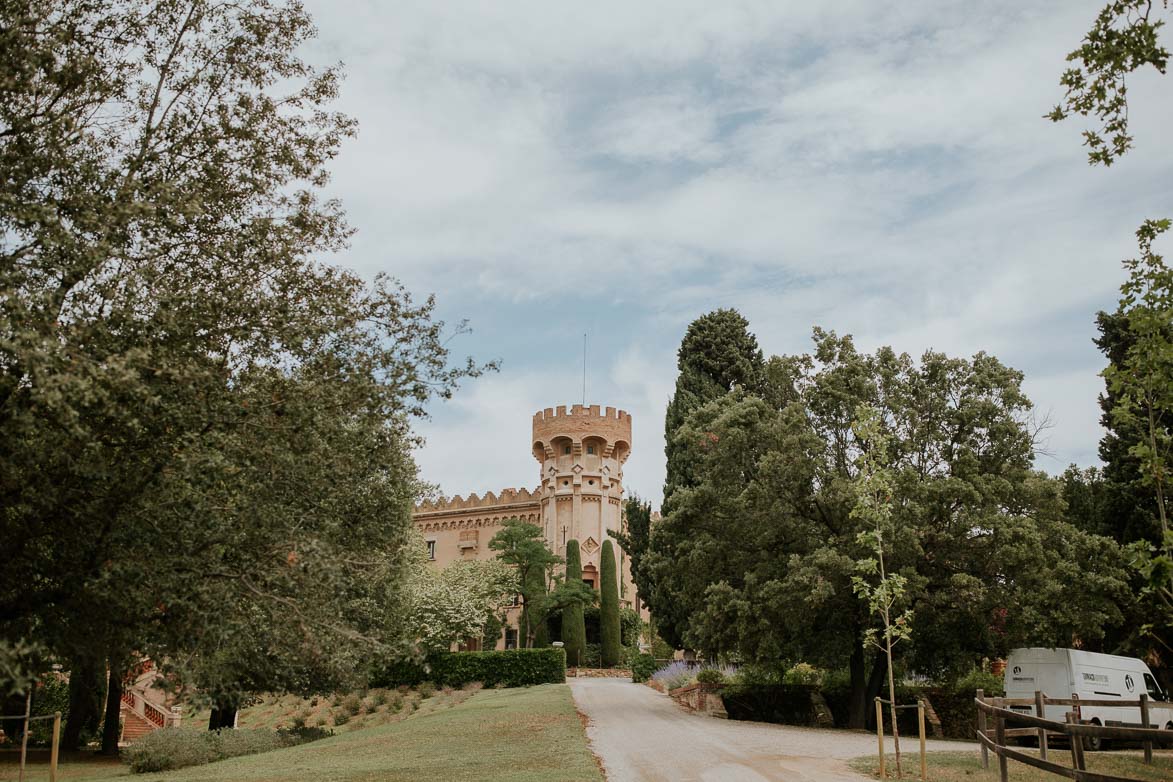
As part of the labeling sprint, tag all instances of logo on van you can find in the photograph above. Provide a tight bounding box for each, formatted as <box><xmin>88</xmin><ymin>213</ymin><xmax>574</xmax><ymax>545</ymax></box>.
<box><xmin>1125</xmin><ymin>674</ymin><xmax>1135</xmax><ymax>692</ymax></box>
<box><xmin>1013</xmin><ymin>666</ymin><xmax>1021</xmax><ymax>675</ymax></box>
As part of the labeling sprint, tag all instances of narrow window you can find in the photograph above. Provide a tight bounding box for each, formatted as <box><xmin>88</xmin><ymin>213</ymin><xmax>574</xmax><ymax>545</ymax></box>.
<box><xmin>426</xmin><ymin>540</ymin><xmax>436</xmax><ymax>560</ymax></box>
<box><xmin>586</xmin><ymin>445</ymin><xmax>596</xmax><ymax>455</ymax></box>
<box><xmin>564</xmin><ymin>445</ymin><xmax>572</xmax><ymax>455</ymax></box>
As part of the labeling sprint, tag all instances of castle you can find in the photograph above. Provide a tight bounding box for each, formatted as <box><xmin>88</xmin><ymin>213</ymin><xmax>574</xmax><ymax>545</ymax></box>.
<box><xmin>413</xmin><ymin>404</ymin><xmax>641</xmax><ymax>650</ymax></box>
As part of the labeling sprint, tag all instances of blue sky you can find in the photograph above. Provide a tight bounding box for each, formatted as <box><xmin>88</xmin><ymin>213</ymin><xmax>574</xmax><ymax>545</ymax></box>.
<box><xmin>300</xmin><ymin>1</ymin><xmax>1173</xmax><ymax>508</ymax></box>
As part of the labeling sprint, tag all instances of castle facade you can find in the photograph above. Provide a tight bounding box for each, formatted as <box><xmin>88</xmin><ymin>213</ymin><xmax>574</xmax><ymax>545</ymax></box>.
<box><xmin>413</xmin><ymin>404</ymin><xmax>640</xmax><ymax>649</ymax></box>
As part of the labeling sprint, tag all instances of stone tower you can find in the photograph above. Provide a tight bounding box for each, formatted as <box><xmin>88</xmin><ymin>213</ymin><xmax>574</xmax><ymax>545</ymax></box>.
<box><xmin>532</xmin><ymin>404</ymin><xmax>632</xmax><ymax>587</ymax></box>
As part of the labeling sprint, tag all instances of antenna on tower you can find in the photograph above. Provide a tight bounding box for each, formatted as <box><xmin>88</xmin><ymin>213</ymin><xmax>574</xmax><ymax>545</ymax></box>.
<box><xmin>582</xmin><ymin>332</ymin><xmax>587</xmax><ymax>406</ymax></box>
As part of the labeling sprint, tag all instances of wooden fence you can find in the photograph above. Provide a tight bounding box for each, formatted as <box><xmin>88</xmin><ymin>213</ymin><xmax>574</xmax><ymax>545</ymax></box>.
<box><xmin>1</xmin><ymin>690</ymin><xmax>62</xmax><ymax>782</ymax></box>
<box><xmin>975</xmin><ymin>689</ymin><xmax>1173</xmax><ymax>782</ymax></box>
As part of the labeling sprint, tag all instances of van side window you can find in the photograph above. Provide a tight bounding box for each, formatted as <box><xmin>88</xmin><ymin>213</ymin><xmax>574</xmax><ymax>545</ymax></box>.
<box><xmin>1143</xmin><ymin>673</ymin><xmax>1165</xmax><ymax>701</ymax></box>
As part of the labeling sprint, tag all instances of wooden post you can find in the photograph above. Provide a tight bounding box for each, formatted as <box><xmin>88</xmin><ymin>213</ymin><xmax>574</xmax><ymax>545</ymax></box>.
<box><xmin>18</xmin><ymin>690</ymin><xmax>31</xmax><ymax>782</ymax></box>
<box><xmin>1065</xmin><ymin>711</ymin><xmax>1085</xmax><ymax>771</ymax></box>
<box><xmin>50</xmin><ymin>711</ymin><xmax>61</xmax><ymax>782</ymax></box>
<box><xmin>976</xmin><ymin>688</ymin><xmax>988</xmax><ymax>770</ymax></box>
<box><xmin>875</xmin><ymin>697</ymin><xmax>886</xmax><ymax>779</ymax></box>
<box><xmin>917</xmin><ymin>699</ymin><xmax>927</xmax><ymax>782</ymax></box>
<box><xmin>1140</xmin><ymin>693</ymin><xmax>1152</xmax><ymax>764</ymax></box>
<box><xmin>994</xmin><ymin>698</ymin><xmax>1008</xmax><ymax>782</ymax></box>
<box><xmin>1034</xmin><ymin>690</ymin><xmax>1047</xmax><ymax>761</ymax></box>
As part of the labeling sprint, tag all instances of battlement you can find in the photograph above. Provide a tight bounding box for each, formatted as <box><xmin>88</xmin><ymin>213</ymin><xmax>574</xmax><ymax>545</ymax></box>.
<box><xmin>414</xmin><ymin>485</ymin><xmax>542</xmax><ymax>514</ymax></box>
<box><xmin>532</xmin><ymin>404</ymin><xmax>631</xmax><ymax>424</ymax></box>
<box><xmin>532</xmin><ymin>402</ymin><xmax>632</xmax><ymax>463</ymax></box>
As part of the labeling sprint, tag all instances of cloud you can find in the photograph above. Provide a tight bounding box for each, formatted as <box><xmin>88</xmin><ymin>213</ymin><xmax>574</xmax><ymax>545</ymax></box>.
<box><xmin>301</xmin><ymin>1</ymin><xmax>1173</xmax><ymax>508</ymax></box>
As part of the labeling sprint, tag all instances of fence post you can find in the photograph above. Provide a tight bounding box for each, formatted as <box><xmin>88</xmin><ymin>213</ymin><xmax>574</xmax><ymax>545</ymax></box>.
<box><xmin>50</xmin><ymin>711</ymin><xmax>61</xmax><ymax>782</ymax></box>
<box><xmin>18</xmin><ymin>690</ymin><xmax>31</xmax><ymax>782</ymax></box>
<box><xmin>875</xmin><ymin>697</ymin><xmax>886</xmax><ymax>779</ymax></box>
<box><xmin>994</xmin><ymin>697</ymin><xmax>1008</xmax><ymax>782</ymax></box>
<box><xmin>918</xmin><ymin>699</ymin><xmax>927</xmax><ymax>782</ymax></box>
<box><xmin>976</xmin><ymin>688</ymin><xmax>988</xmax><ymax>770</ymax></box>
<box><xmin>1065</xmin><ymin>711</ymin><xmax>1085</xmax><ymax>771</ymax></box>
<box><xmin>1034</xmin><ymin>690</ymin><xmax>1047</xmax><ymax>761</ymax></box>
<box><xmin>1140</xmin><ymin>693</ymin><xmax>1152</xmax><ymax>764</ymax></box>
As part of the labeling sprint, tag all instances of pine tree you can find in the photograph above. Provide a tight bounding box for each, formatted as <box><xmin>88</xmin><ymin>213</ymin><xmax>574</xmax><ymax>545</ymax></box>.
<box><xmin>562</xmin><ymin>540</ymin><xmax>587</xmax><ymax>667</ymax></box>
<box><xmin>599</xmin><ymin>540</ymin><xmax>621</xmax><ymax>667</ymax></box>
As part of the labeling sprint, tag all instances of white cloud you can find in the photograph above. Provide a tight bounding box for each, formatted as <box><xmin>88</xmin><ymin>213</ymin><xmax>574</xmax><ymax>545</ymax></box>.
<box><xmin>301</xmin><ymin>1</ymin><xmax>1173</xmax><ymax>507</ymax></box>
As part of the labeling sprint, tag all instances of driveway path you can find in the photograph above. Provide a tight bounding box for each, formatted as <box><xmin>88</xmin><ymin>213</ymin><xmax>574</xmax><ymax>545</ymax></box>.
<box><xmin>568</xmin><ymin>677</ymin><xmax>972</xmax><ymax>782</ymax></box>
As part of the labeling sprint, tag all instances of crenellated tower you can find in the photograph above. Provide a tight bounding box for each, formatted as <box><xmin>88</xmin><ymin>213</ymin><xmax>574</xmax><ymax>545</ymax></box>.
<box><xmin>532</xmin><ymin>404</ymin><xmax>632</xmax><ymax>587</ymax></box>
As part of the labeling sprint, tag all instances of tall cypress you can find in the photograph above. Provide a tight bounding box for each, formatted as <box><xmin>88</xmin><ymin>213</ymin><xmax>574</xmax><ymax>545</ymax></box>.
<box><xmin>562</xmin><ymin>540</ymin><xmax>587</xmax><ymax>667</ymax></box>
<box><xmin>599</xmin><ymin>540</ymin><xmax>621</xmax><ymax>667</ymax></box>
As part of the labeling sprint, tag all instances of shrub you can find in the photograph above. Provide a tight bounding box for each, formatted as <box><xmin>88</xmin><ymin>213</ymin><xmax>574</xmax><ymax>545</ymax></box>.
<box><xmin>783</xmin><ymin>663</ymin><xmax>824</xmax><ymax>686</ymax></box>
<box><xmin>124</xmin><ymin>726</ymin><xmax>329</xmax><ymax>774</ymax></box>
<box><xmin>374</xmin><ymin>648</ymin><xmax>566</xmax><ymax>689</ymax></box>
<box><xmin>696</xmin><ymin>668</ymin><xmax>726</xmax><ymax>686</ymax></box>
<box><xmin>631</xmin><ymin>653</ymin><xmax>657</xmax><ymax>683</ymax></box>
<box><xmin>340</xmin><ymin>693</ymin><xmax>363</xmax><ymax>716</ymax></box>
<box><xmin>952</xmin><ymin>668</ymin><xmax>1004</xmax><ymax>698</ymax></box>
<box><xmin>368</xmin><ymin>689</ymin><xmax>389</xmax><ymax>707</ymax></box>
<box><xmin>619</xmin><ymin>607</ymin><xmax>642</xmax><ymax>648</ymax></box>
<box><xmin>583</xmin><ymin>643</ymin><xmax>602</xmax><ymax>668</ymax></box>
<box><xmin>331</xmin><ymin>710</ymin><xmax>350</xmax><ymax>727</ymax></box>
<box><xmin>417</xmin><ymin>681</ymin><xmax>437</xmax><ymax>699</ymax></box>
<box><xmin>599</xmin><ymin>541</ymin><xmax>621</xmax><ymax>667</ymax></box>
<box><xmin>651</xmin><ymin>661</ymin><xmax>695</xmax><ymax>691</ymax></box>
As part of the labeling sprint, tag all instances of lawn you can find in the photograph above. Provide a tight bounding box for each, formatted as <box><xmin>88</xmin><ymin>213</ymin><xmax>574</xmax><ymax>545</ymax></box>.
<box><xmin>850</xmin><ymin>749</ymin><xmax>1173</xmax><ymax>782</ymax></box>
<box><xmin>0</xmin><ymin>684</ymin><xmax>603</xmax><ymax>782</ymax></box>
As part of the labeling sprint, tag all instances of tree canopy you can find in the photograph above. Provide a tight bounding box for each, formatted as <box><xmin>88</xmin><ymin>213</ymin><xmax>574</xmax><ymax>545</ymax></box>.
<box><xmin>647</xmin><ymin>324</ymin><xmax>1132</xmax><ymax>728</ymax></box>
<box><xmin>0</xmin><ymin>0</ymin><xmax>489</xmax><ymax>718</ymax></box>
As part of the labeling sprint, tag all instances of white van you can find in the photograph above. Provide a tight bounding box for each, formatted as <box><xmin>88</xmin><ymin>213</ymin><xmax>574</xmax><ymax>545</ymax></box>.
<box><xmin>1004</xmin><ymin>648</ymin><xmax>1173</xmax><ymax>749</ymax></box>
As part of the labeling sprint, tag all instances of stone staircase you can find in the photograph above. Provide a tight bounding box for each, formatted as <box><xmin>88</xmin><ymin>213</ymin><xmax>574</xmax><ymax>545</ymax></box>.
<box><xmin>118</xmin><ymin>659</ymin><xmax>181</xmax><ymax>744</ymax></box>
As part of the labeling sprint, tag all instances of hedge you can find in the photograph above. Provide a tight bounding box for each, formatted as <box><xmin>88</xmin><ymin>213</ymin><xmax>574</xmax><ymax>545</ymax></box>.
<box><xmin>124</xmin><ymin>726</ymin><xmax>330</xmax><ymax>774</ymax></box>
<box><xmin>374</xmin><ymin>648</ymin><xmax>566</xmax><ymax>689</ymax></box>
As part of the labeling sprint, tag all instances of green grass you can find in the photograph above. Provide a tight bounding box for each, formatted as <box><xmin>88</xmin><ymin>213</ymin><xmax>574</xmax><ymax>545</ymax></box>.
<box><xmin>0</xmin><ymin>684</ymin><xmax>602</xmax><ymax>782</ymax></box>
<box><xmin>850</xmin><ymin>749</ymin><xmax>1173</xmax><ymax>782</ymax></box>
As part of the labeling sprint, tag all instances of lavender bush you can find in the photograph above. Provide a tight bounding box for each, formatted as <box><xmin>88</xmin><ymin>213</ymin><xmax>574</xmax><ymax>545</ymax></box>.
<box><xmin>651</xmin><ymin>661</ymin><xmax>739</xmax><ymax>691</ymax></box>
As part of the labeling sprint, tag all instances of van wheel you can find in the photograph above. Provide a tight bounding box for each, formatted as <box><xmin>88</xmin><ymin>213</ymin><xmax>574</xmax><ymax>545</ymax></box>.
<box><xmin>1083</xmin><ymin>719</ymin><xmax>1105</xmax><ymax>752</ymax></box>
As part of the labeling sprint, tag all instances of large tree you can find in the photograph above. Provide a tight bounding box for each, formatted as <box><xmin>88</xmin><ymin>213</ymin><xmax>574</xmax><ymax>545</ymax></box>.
<box><xmin>0</xmin><ymin>0</ymin><xmax>487</xmax><ymax>729</ymax></box>
<box><xmin>562</xmin><ymin>541</ymin><xmax>588</xmax><ymax>668</ymax></box>
<box><xmin>599</xmin><ymin>541</ymin><xmax>621</xmax><ymax>668</ymax></box>
<box><xmin>489</xmin><ymin>518</ymin><xmax>561</xmax><ymax>648</ymax></box>
<box><xmin>614</xmin><ymin>496</ymin><xmax>653</xmax><ymax>608</ymax></box>
<box><xmin>648</xmin><ymin>329</ymin><xmax>1132</xmax><ymax>728</ymax></box>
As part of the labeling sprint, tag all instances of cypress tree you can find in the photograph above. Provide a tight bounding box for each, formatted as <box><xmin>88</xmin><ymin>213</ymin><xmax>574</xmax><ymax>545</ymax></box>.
<box><xmin>599</xmin><ymin>540</ymin><xmax>621</xmax><ymax>667</ymax></box>
<box><xmin>522</xmin><ymin>565</ymin><xmax>550</xmax><ymax>648</ymax></box>
<box><xmin>562</xmin><ymin>540</ymin><xmax>587</xmax><ymax>667</ymax></box>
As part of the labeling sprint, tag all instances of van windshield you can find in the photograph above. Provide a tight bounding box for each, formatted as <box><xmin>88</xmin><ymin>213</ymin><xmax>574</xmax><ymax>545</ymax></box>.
<box><xmin>1144</xmin><ymin>673</ymin><xmax>1165</xmax><ymax>702</ymax></box>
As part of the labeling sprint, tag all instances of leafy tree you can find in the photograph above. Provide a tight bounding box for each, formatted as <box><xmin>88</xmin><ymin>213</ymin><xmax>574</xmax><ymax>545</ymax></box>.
<box><xmin>614</xmin><ymin>496</ymin><xmax>653</xmax><ymax>607</ymax></box>
<box><xmin>1048</xmin><ymin>0</ymin><xmax>1169</xmax><ymax>166</ymax></box>
<box><xmin>561</xmin><ymin>541</ymin><xmax>588</xmax><ymax>667</ymax></box>
<box><xmin>664</xmin><ymin>309</ymin><xmax>765</xmax><ymax>503</ymax></box>
<box><xmin>599</xmin><ymin>541</ymin><xmax>621</xmax><ymax>667</ymax></box>
<box><xmin>649</xmin><ymin>329</ymin><xmax>1132</xmax><ymax>729</ymax></box>
<box><xmin>489</xmin><ymin>518</ymin><xmax>561</xmax><ymax>647</ymax></box>
<box><xmin>0</xmin><ymin>0</ymin><xmax>488</xmax><ymax>738</ymax></box>
<box><xmin>1102</xmin><ymin>220</ymin><xmax>1173</xmax><ymax>654</ymax></box>
<box><xmin>850</xmin><ymin>406</ymin><xmax>912</xmax><ymax>778</ymax></box>
<box><xmin>405</xmin><ymin>550</ymin><xmax>518</xmax><ymax>654</ymax></box>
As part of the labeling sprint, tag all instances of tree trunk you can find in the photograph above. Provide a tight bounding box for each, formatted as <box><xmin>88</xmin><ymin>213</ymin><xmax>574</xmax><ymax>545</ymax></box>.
<box><xmin>848</xmin><ymin>637</ymin><xmax>868</xmax><ymax>729</ymax></box>
<box><xmin>98</xmin><ymin>662</ymin><xmax>123</xmax><ymax>756</ymax></box>
<box><xmin>208</xmin><ymin>702</ymin><xmax>237</xmax><ymax>730</ymax></box>
<box><xmin>62</xmin><ymin>658</ymin><xmax>103</xmax><ymax>751</ymax></box>
<box><xmin>866</xmin><ymin>648</ymin><xmax>889</xmax><ymax>726</ymax></box>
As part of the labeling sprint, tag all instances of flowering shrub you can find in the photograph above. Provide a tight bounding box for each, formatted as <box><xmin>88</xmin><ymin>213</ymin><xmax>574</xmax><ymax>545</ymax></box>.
<box><xmin>651</xmin><ymin>661</ymin><xmax>695</xmax><ymax>691</ymax></box>
<box><xmin>695</xmin><ymin>668</ymin><xmax>726</xmax><ymax>685</ymax></box>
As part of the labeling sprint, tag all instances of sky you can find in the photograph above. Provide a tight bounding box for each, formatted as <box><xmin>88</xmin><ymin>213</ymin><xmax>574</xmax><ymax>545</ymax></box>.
<box><xmin>299</xmin><ymin>1</ymin><xmax>1173</xmax><ymax>508</ymax></box>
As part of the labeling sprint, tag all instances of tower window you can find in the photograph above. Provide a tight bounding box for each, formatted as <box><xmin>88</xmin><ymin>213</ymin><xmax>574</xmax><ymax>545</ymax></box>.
<box><xmin>426</xmin><ymin>540</ymin><xmax>436</xmax><ymax>560</ymax></box>
<box><xmin>564</xmin><ymin>445</ymin><xmax>572</xmax><ymax>455</ymax></box>
<box><xmin>586</xmin><ymin>445</ymin><xmax>596</xmax><ymax>455</ymax></box>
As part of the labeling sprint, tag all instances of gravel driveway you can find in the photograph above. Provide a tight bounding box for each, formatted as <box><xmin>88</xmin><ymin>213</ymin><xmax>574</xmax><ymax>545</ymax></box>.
<box><xmin>568</xmin><ymin>677</ymin><xmax>972</xmax><ymax>782</ymax></box>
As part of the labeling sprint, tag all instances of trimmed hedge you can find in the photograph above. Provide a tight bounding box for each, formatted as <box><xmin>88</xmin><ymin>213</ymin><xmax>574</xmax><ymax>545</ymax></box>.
<box><xmin>631</xmin><ymin>653</ymin><xmax>656</xmax><ymax>683</ymax></box>
<box><xmin>124</xmin><ymin>726</ymin><xmax>330</xmax><ymax>774</ymax></box>
<box><xmin>374</xmin><ymin>648</ymin><xmax>566</xmax><ymax>689</ymax></box>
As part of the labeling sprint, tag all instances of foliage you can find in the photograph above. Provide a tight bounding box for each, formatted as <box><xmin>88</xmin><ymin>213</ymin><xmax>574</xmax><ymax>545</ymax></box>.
<box><xmin>489</xmin><ymin>518</ymin><xmax>560</xmax><ymax>648</ymax></box>
<box><xmin>850</xmin><ymin>405</ymin><xmax>911</xmax><ymax>777</ymax></box>
<box><xmin>124</xmin><ymin>726</ymin><xmax>329</xmax><ymax>773</ymax></box>
<box><xmin>0</xmin><ymin>0</ymin><xmax>491</xmax><ymax>728</ymax></box>
<box><xmin>27</xmin><ymin>676</ymin><xmax>71</xmax><ymax>746</ymax></box>
<box><xmin>645</xmin><ymin>327</ymin><xmax>1132</xmax><ymax>728</ymax></box>
<box><xmin>614</xmin><ymin>496</ymin><xmax>654</xmax><ymax>606</ymax></box>
<box><xmin>561</xmin><ymin>540</ymin><xmax>588</xmax><ymax>667</ymax></box>
<box><xmin>374</xmin><ymin>649</ymin><xmax>565</xmax><ymax>689</ymax></box>
<box><xmin>651</xmin><ymin>661</ymin><xmax>696</xmax><ymax>691</ymax></box>
<box><xmin>783</xmin><ymin>663</ymin><xmax>825</xmax><ymax>686</ymax></box>
<box><xmin>631</xmin><ymin>654</ymin><xmax>657</xmax><ymax>683</ymax></box>
<box><xmin>1048</xmin><ymin>0</ymin><xmax>1170</xmax><ymax>166</ymax></box>
<box><xmin>950</xmin><ymin>668</ymin><xmax>1004</xmax><ymax>698</ymax></box>
<box><xmin>695</xmin><ymin>668</ymin><xmax>726</xmax><ymax>685</ymax></box>
<box><xmin>619</xmin><ymin>607</ymin><xmax>642</xmax><ymax>648</ymax></box>
<box><xmin>1102</xmin><ymin>219</ymin><xmax>1173</xmax><ymax>655</ymax></box>
<box><xmin>599</xmin><ymin>541</ymin><xmax>621</xmax><ymax>667</ymax></box>
<box><xmin>405</xmin><ymin>546</ymin><xmax>518</xmax><ymax>654</ymax></box>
